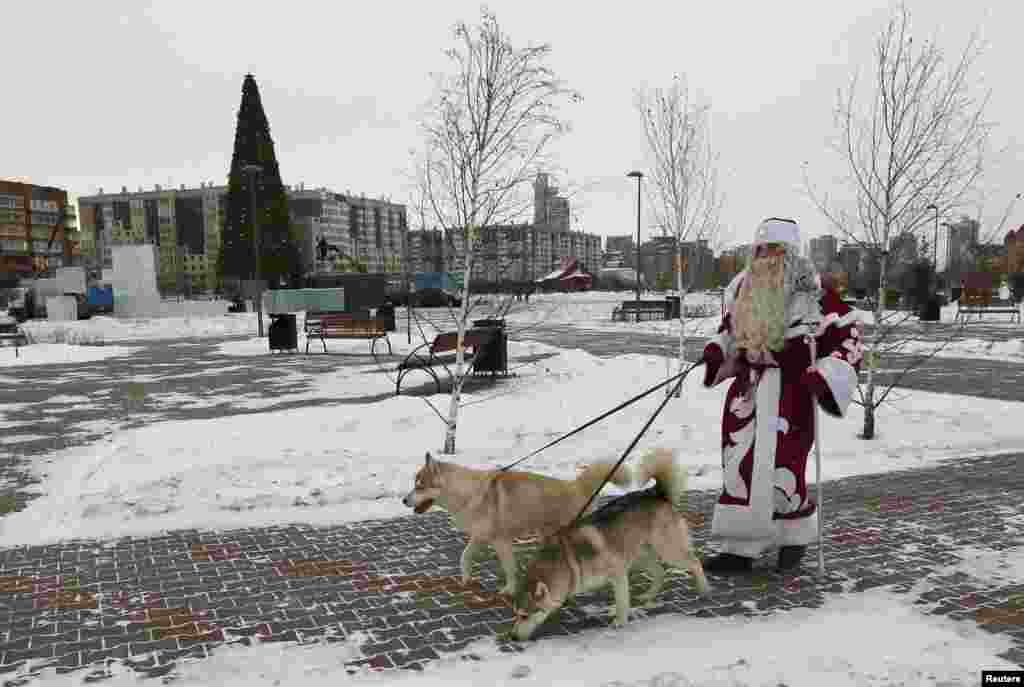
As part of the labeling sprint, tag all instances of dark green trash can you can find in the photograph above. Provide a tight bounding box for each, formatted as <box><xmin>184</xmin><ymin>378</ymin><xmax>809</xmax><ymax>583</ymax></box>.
<box><xmin>268</xmin><ymin>313</ymin><xmax>298</xmax><ymax>352</ymax></box>
<box><xmin>918</xmin><ymin>298</ymin><xmax>941</xmax><ymax>322</ymax></box>
<box><xmin>471</xmin><ymin>320</ymin><xmax>508</xmax><ymax>374</ymax></box>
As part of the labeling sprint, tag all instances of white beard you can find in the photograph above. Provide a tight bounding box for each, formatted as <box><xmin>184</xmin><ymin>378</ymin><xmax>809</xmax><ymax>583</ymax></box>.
<box><xmin>734</xmin><ymin>254</ymin><xmax>786</xmax><ymax>354</ymax></box>
<box><xmin>733</xmin><ymin>252</ymin><xmax>822</xmax><ymax>355</ymax></box>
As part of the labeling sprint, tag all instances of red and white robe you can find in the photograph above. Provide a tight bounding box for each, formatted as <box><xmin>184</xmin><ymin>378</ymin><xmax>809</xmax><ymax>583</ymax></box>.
<box><xmin>703</xmin><ymin>272</ymin><xmax>869</xmax><ymax>557</ymax></box>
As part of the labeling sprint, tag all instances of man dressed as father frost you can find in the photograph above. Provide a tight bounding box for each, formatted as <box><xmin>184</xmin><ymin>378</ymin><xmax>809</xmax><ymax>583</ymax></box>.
<box><xmin>700</xmin><ymin>218</ymin><xmax>869</xmax><ymax>573</ymax></box>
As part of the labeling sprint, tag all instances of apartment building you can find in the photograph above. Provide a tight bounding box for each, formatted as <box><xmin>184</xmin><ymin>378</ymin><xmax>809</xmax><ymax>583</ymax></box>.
<box><xmin>78</xmin><ymin>183</ymin><xmax>408</xmax><ymax>293</ymax></box>
<box><xmin>79</xmin><ymin>183</ymin><xmax>225</xmax><ymax>293</ymax></box>
<box><xmin>533</xmin><ymin>173</ymin><xmax>571</xmax><ymax>232</ymax></box>
<box><xmin>0</xmin><ymin>180</ymin><xmax>79</xmax><ymax>283</ymax></box>
<box><xmin>809</xmin><ymin>234</ymin><xmax>838</xmax><ymax>271</ymax></box>
<box><xmin>290</xmin><ymin>185</ymin><xmax>407</xmax><ymax>275</ymax></box>
<box><xmin>410</xmin><ymin>223</ymin><xmax>602</xmax><ymax>284</ymax></box>
<box><xmin>605</xmin><ymin>235</ymin><xmax>635</xmax><ymax>269</ymax></box>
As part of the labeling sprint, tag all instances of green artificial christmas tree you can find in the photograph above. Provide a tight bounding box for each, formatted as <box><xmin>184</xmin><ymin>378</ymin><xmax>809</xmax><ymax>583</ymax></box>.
<box><xmin>220</xmin><ymin>74</ymin><xmax>300</xmax><ymax>290</ymax></box>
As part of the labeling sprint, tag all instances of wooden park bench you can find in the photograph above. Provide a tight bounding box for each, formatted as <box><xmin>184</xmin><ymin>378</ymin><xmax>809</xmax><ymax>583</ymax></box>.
<box><xmin>955</xmin><ymin>289</ymin><xmax>1021</xmax><ymax>324</ymax></box>
<box><xmin>304</xmin><ymin>311</ymin><xmax>393</xmax><ymax>356</ymax></box>
<box><xmin>611</xmin><ymin>299</ymin><xmax>669</xmax><ymax>322</ymax></box>
<box><xmin>395</xmin><ymin>328</ymin><xmax>497</xmax><ymax>395</ymax></box>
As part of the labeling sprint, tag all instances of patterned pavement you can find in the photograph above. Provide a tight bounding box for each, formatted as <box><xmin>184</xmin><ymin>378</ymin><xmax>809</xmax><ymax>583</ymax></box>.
<box><xmin>1</xmin><ymin>452</ymin><xmax>1022</xmax><ymax>682</ymax></box>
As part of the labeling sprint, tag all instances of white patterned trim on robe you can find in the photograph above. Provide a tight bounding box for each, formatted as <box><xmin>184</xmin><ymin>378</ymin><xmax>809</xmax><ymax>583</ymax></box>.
<box><xmin>815</xmin><ymin>355</ymin><xmax>858</xmax><ymax>418</ymax></box>
<box><xmin>711</xmin><ymin>368</ymin><xmax>781</xmax><ymax>544</ymax></box>
<box><xmin>716</xmin><ymin>513</ymin><xmax>820</xmax><ymax>557</ymax></box>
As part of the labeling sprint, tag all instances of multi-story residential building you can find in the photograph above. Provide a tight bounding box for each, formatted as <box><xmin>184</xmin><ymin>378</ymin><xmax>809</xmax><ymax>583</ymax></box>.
<box><xmin>0</xmin><ymin>180</ymin><xmax>79</xmax><ymax>284</ymax></box>
<box><xmin>78</xmin><ymin>183</ymin><xmax>408</xmax><ymax>294</ymax></box>
<box><xmin>602</xmin><ymin>250</ymin><xmax>626</xmax><ymax>268</ymax></box>
<box><xmin>605</xmin><ymin>236</ymin><xmax>635</xmax><ymax>270</ymax></box>
<box><xmin>942</xmin><ymin>216</ymin><xmax>980</xmax><ymax>284</ymax></box>
<box><xmin>79</xmin><ymin>183</ymin><xmax>225</xmax><ymax>293</ymax></box>
<box><xmin>639</xmin><ymin>237</ymin><xmax>714</xmax><ymax>290</ymax></box>
<box><xmin>1005</xmin><ymin>225</ymin><xmax>1024</xmax><ymax>275</ymax></box>
<box><xmin>838</xmin><ymin>242</ymin><xmax>862</xmax><ymax>284</ymax></box>
<box><xmin>809</xmin><ymin>234</ymin><xmax>839</xmax><ymax>272</ymax></box>
<box><xmin>289</xmin><ymin>184</ymin><xmax>407</xmax><ymax>276</ymax></box>
<box><xmin>428</xmin><ymin>222</ymin><xmax>602</xmax><ymax>284</ymax></box>
<box><xmin>406</xmin><ymin>228</ymin><xmax>446</xmax><ymax>275</ymax></box>
<box><xmin>533</xmin><ymin>173</ymin><xmax>571</xmax><ymax>232</ymax></box>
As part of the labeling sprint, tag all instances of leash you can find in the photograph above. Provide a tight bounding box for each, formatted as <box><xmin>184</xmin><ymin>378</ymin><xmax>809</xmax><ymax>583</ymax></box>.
<box><xmin>560</xmin><ymin>359</ymin><xmax>705</xmax><ymax>532</ymax></box>
<box><xmin>497</xmin><ymin>360</ymin><xmax>703</xmax><ymax>472</ymax></box>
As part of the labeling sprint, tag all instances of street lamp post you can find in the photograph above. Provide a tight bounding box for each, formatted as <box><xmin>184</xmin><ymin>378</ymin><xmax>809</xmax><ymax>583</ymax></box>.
<box><xmin>926</xmin><ymin>204</ymin><xmax>939</xmax><ymax>272</ymax></box>
<box><xmin>627</xmin><ymin>170</ymin><xmax>643</xmax><ymax>305</ymax></box>
<box><xmin>242</xmin><ymin>163</ymin><xmax>264</xmax><ymax>337</ymax></box>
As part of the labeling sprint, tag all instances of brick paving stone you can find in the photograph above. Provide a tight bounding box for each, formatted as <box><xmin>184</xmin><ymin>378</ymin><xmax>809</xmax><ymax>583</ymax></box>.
<box><xmin>0</xmin><ymin>452</ymin><xmax>1020</xmax><ymax>683</ymax></box>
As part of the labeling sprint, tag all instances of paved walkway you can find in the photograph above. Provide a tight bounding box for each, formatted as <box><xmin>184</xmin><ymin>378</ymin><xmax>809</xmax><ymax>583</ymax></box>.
<box><xmin>1</xmin><ymin>452</ymin><xmax>1021</xmax><ymax>682</ymax></box>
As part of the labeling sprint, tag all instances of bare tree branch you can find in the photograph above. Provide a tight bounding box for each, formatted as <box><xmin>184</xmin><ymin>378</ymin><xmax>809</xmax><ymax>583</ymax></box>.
<box><xmin>412</xmin><ymin>8</ymin><xmax>580</xmax><ymax>454</ymax></box>
<box><xmin>804</xmin><ymin>5</ymin><xmax>992</xmax><ymax>439</ymax></box>
<box><xmin>635</xmin><ymin>75</ymin><xmax>725</xmax><ymax>395</ymax></box>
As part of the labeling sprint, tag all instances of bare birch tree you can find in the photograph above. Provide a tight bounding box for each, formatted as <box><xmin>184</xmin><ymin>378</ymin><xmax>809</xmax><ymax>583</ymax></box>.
<box><xmin>636</xmin><ymin>75</ymin><xmax>724</xmax><ymax>396</ymax></box>
<box><xmin>415</xmin><ymin>8</ymin><xmax>580</xmax><ymax>454</ymax></box>
<box><xmin>805</xmin><ymin>5</ymin><xmax>992</xmax><ymax>439</ymax></box>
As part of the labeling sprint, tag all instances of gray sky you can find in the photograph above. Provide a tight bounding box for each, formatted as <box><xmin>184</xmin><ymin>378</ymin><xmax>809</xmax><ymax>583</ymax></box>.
<box><xmin>4</xmin><ymin>1</ymin><xmax>1021</xmax><ymax>250</ymax></box>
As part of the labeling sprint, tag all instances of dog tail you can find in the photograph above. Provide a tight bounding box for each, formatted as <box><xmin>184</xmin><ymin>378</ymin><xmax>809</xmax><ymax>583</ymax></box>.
<box><xmin>575</xmin><ymin>459</ymin><xmax>633</xmax><ymax>496</ymax></box>
<box><xmin>632</xmin><ymin>448</ymin><xmax>688</xmax><ymax>510</ymax></box>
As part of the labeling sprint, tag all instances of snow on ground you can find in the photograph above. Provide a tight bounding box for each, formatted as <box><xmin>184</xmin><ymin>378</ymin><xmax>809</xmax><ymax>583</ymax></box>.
<box><xmin>21</xmin><ymin>311</ymin><xmax>260</xmax><ymax>344</ymax></box>
<box><xmin>502</xmin><ymin>290</ymin><xmax>1024</xmax><ymax>360</ymax></box>
<box><xmin>0</xmin><ymin>343</ymin><xmax>142</xmax><ymax>367</ymax></box>
<box><xmin>3</xmin><ymin>342</ymin><xmax>1024</xmax><ymax>549</ymax></box>
<box><xmin>27</xmin><ymin>588</ymin><xmax>1018</xmax><ymax>686</ymax></box>
<box><xmin>7</xmin><ymin>292</ymin><xmax>1023</xmax><ymax>361</ymax></box>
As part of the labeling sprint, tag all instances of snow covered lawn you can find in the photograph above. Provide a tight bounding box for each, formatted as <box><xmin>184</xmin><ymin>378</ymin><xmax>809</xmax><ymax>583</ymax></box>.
<box><xmin>0</xmin><ymin>343</ymin><xmax>142</xmax><ymax>367</ymax></box>
<box><xmin>21</xmin><ymin>311</ymin><xmax>260</xmax><ymax>344</ymax></box>
<box><xmin>3</xmin><ymin>344</ymin><xmax>1024</xmax><ymax>549</ymax></box>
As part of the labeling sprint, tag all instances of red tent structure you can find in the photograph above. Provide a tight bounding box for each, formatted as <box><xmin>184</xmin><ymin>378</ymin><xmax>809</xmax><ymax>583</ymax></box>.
<box><xmin>536</xmin><ymin>257</ymin><xmax>593</xmax><ymax>291</ymax></box>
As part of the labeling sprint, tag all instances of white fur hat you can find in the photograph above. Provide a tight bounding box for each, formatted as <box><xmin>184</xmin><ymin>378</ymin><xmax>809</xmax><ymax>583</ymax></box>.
<box><xmin>753</xmin><ymin>217</ymin><xmax>802</xmax><ymax>253</ymax></box>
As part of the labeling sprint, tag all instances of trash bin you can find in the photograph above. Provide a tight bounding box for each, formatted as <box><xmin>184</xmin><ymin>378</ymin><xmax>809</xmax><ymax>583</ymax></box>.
<box><xmin>376</xmin><ymin>303</ymin><xmax>396</xmax><ymax>331</ymax></box>
<box><xmin>665</xmin><ymin>296</ymin><xmax>680</xmax><ymax>319</ymax></box>
<box><xmin>268</xmin><ymin>313</ymin><xmax>298</xmax><ymax>353</ymax></box>
<box><xmin>472</xmin><ymin>324</ymin><xmax>508</xmax><ymax>374</ymax></box>
<box><xmin>918</xmin><ymin>297</ymin><xmax>941</xmax><ymax>322</ymax></box>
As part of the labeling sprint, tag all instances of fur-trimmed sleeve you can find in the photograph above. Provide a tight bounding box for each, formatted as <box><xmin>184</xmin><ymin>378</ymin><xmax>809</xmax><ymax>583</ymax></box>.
<box><xmin>704</xmin><ymin>272</ymin><xmax>745</xmax><ymax>387</ymax></box>
<box><xmin>811</xmin><ymin>301</ymin><xmax>870</xmax><ymax>418</ymax></box>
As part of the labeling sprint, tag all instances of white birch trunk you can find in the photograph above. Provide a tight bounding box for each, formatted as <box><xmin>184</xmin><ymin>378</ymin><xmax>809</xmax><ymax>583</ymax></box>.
<box><xmin>862</xmin><ymin>251</ymin><xmax>889</xmax><ymax>440</ymax></box>
<box><xmin>443</xmin><ymin>227</ymin><xmax>476</xmax><ymax>454</ymax></box>
<box><xmin>674</xmin><ymin>243</ymin><xmax>688</xmax><ymax>398</ymax></box>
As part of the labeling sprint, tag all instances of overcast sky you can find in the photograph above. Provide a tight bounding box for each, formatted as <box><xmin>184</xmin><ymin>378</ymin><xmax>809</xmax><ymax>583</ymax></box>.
<box><xmin>3</xmin><ymin>1</ymin><xmax>1021</xmax><ymax>250</ymax></box>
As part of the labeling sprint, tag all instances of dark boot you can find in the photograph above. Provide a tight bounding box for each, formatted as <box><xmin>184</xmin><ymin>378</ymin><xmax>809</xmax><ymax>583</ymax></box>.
<box><xmin>703</xmin><ymin>553</ymin><xmax>754</xmax><ymax>575</ymax></box>
<box><xmin>777</xmin><ymin>545</ymin><xmax>806</xmax><ymax>571</ymax></box>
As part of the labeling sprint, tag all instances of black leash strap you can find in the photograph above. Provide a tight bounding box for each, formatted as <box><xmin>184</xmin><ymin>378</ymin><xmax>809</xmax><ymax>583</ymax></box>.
<box><xmin>498</xmin><ymin>360</ymin><xmax>704</xmax><ymax>472</ymax></box>
<box><xmin>564</xmin><ymin>359</ymin><xmax>704</xmax><ymax>530</ymax></box>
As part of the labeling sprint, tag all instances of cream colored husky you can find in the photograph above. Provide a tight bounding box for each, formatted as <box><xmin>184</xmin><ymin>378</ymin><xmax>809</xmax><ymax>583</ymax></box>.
<box><xmin>511</xmin><ymin>448</ymin><xmax>710</xmax><ymax>640</ymax></box>
<box><xmin>401</xmin><ymin>452</ymin><xmax>633</xmax><ymax>596</ymax></box>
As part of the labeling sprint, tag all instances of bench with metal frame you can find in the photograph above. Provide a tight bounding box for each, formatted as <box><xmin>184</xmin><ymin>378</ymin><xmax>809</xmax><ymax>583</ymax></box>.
<box><xmin>395</xmin><ymin>328</ymin><xmax>496</xmax><ymax>395</ymax></box>
<box><xmin>304</xmin><ymin>311</ymin><xmax>393</xmax><ymax>355</ymax></box>
<box><xmin>955</xmin><ymin>290</ymin><xmax>1021</xmax><ymax>324</ymax></box>
<box><xmin>611</xmin><ymin>299</ymin><xmax>670</xmax><ymax>322</ymax></box>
